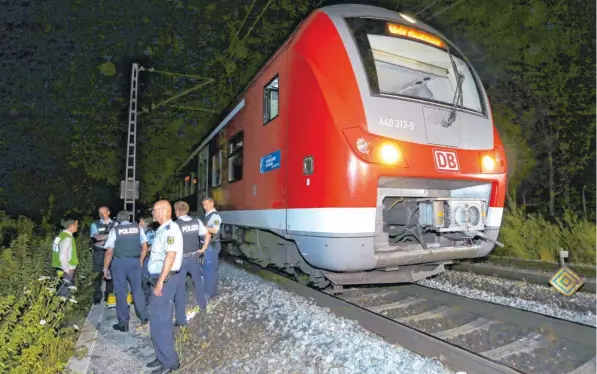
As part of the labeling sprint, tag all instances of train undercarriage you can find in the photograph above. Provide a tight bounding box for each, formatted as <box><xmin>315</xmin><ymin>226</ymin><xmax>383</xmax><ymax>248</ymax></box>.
<box><xmin>222</xmin><ymin>226</ymin><xmax>332</xmax><ymax>288</ymax></box>
<box><xmin>220</xmin><ymin>197</ymin><xmax>503</xmax><ymax>290</ymax></box>
<box><xmin>221</xmin><ymin>225</ymin><xmax>459</xmax><ymax>290</ymax></box>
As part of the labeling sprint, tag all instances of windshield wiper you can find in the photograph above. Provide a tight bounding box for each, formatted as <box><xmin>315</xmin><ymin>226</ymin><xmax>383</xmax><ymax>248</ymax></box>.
<box><xmin>442</xmin><ymin>49</ymin><xmax>464</xmax><ymax>128</ymax></box>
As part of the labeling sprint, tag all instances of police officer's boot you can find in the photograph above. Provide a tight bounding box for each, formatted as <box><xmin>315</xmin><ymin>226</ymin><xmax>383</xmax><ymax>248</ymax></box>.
<box><xmin>150</xmin><ymin>363</ymin><xmax>180</xmax><ymax>374</ymax></box>
<box><xmin>146</xmin><ymin>359</ymin><xmax>161</xmax><ymax>368</ymax></box>
<box><xmin>112</xmin><ymin>323</ymin><xmax>129</xmax><ymax>332</ymax></box>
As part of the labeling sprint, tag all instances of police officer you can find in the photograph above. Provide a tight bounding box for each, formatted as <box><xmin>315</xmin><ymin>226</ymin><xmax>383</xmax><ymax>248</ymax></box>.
<box><xmin>103</xmin><ymin>210</ymin><xmax>149</xmax><ymax>331</ymax></box>
<box><xmin>145</xmin><ymin>200</ymin><xmax>183</xmax><ymax>374</ymax></box>
<box><xmin>90</xmin><ymin>206</ymin><xmax>117</xmax><ymax>304</ymax></box>
<box><xmin>201</xmin><ymin>196</ymin><xmax>222</xmax><ymax>302</ymax></box>
<box><xmin>51</xmin><ymin>217</ymin><xmax>79</xmax><ymax>298</ymax></box>
<box><xmin>139</xmin><ymin>216</ymin><xmax>156</xmax><ymax>308</ymax></box>
<box><xmin>172</xmin><ymin>201</ymin><xmax>211</xmax><ymax>326</ymax></box>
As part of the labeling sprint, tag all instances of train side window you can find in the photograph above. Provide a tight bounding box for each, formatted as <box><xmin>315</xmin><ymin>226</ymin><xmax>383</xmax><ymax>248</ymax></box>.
<box><xmin>263</xmin><ymin>75</ymin><xmax>279</xmax><ymax>124</ymax></box>
<box><xmin>211</xmin><ymin>149</ymin><xmax>222</xmax><ymax>187</ymax></box>
<box><xmin>228</xmin><ymin>131</ymin><xmax>244</xmax><ymax>182</ymax></box>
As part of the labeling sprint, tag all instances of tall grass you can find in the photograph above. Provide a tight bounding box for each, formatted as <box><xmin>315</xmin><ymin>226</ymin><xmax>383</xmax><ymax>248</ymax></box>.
<box><xmin>497</xmin><ymin>202</ymin><xmax>596</xmax><ymax>265</ymax></box>
<box><xmin>0</xmin><ymin>207</ymin><xmax>95</xmax><ymax>373</ymax></box>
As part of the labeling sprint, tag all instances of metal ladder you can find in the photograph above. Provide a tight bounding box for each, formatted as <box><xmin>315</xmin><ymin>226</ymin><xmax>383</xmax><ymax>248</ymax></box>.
<box><xmin>123</xmin><ymin>63</ymin><xmax>140</xmax><ymax>221</ymax></box>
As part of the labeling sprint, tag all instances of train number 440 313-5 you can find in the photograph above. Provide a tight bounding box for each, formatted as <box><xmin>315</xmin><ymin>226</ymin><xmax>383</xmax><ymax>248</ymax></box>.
<box><xmin>379</xmin><ymin>117</ymin><xmax>415</xmax><ymax>130</ymax></box>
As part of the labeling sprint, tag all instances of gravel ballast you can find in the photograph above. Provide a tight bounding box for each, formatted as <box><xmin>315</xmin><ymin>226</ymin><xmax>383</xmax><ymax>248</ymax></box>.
<box><xmin>178</xmin><ymin>262</ymin><xmax>452</xmax><ymax>374</ymax></box>
<box><xmin>418</xmin><ymin>270</ymin><xmax>596</xmax><ymax>327</ymax></box>
<box><xmin>88</xmin><ymin>262</ymin><xmax>453</xmax><ymax>374</ymax></box>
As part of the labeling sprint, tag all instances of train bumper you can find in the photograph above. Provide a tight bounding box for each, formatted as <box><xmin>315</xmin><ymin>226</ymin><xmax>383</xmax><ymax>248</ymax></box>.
<box><xmin>291</xmin><ymin>226</ymin><xmax>499</xmax><ymax>273</ymax></box>
<box><xmin>290</xmin><ymin>179</ymin><xmax>504</xmax><ymax>274</ymax></box>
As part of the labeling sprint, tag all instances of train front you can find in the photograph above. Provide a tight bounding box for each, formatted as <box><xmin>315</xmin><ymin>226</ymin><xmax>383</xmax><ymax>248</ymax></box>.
<box><xmin>314</xmin><ymin>5</ymin><xmax>507</xmax><ymax>283</ymax></box>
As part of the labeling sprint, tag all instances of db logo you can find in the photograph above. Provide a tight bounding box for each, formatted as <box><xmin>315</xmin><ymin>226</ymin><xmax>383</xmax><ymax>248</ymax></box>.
<box><xmin>433</xmin><ymin>149</ymin><xmax>460</xmax><ymax>172</ymax></box>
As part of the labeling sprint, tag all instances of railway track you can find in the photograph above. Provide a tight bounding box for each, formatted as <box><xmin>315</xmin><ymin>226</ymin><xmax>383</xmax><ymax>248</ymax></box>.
<box><xmin>226</xmin><ymin>255</ymin><xmax>596</xmax><ymax>374</ymax></box>
<box><xmin>450</xmin><ymin>261</ymin><xmax>596</xmax><ymax>293</ymax></box>
<box><xmin>331</xmin><ymin>284</ymin><xmax>596</xmax><ymax>374</ymax></box>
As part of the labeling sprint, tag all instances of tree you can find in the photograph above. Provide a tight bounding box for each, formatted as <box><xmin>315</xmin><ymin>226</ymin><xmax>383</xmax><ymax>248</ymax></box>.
<box><xmin>415</xmin><ymin>0</ymin><xmax>595</xmax><ymax>217</ymax></box>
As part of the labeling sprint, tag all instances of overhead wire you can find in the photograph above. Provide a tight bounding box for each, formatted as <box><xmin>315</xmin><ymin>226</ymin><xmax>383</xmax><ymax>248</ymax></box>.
<box><xmin>216</xmin><ymin>0</ymin><xmax>276</xmax><ymax>107</ymax></box>
<box><xmin>236</xmin><ymin>0</ymin><xmax>259</xmax><ymax>39</ymax></box>
<box><xmin>416</xmin><ymin>0</ymin><xmax>443</xmax><ymax>16</ymax></box>
<box><xmin>138</xmin><ymin>0</ymin><xmax>273</xmax><ymax>116</ymax></box>
<box><xmin>138</xmin><ymin>78</ymin><xmax>214</xmax><ymax>115</ymax></box>
<box><xmin>240</xmin><ymin>0</ymin><xmax>275</xmax><ymax>43</ymax></box>
<box><xmin>139</xmin><ymin>68</ymin><xmax>212</xmax><ymax>80</ymax></box>
<box><xmin>170</xmin><ymin>0</ymin><xmax>278</xmax><ymax>176</ymax></box>
<box><xmin>424</xmin><ymin>0</ymin><xmax>467</xmax><ymax>20</ymax></box>
<box><xmin>162</xmin><ymin>105</ymin><xmax>217</xmax><ymax>113</ymax></box>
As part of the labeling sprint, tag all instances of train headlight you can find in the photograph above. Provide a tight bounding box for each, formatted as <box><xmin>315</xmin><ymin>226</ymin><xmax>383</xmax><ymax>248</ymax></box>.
<box><xmin>356</xmin><ymin>138</ymin><xmax>371</xmax><ymax>154</ymax></box>
<box><xmin>342</xmin><ymin>126</ymin><xmax>409</xmax><ymax>168</ymax></box>
<box><xmin>468</xmin><ymin>206</ymin><xmax>481</xmax><ymax>226</ymax></box>
<box><xmin>379</xmin><ymin>143</ymin><xmax>401</xmax><ymax>165</ymax></box>
<box><xmin>480</xmin><ymin>150</ymin><xmax>506</xmax><ymax>174</ymax></box>
<box><xmin>481</xmin><ymin>155</ymin><xmax>496</xmax><ymax>173</ymax></box>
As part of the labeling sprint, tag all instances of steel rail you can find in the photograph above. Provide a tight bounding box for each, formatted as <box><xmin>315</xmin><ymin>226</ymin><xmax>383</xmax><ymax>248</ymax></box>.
<box><xmin>450</xmin><ymin>262</ymin><xmax>596</xmax><ymax>293</ymax></box>
<box><xmin>403</xmin><ymin>284</ymin><xmax>596</xmax><ymax>347</ymax></box>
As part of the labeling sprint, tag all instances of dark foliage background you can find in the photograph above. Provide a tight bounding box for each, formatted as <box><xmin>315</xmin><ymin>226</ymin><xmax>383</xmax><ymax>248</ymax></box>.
<box><xmin>0</xmin><ymin>0</ymin><xmax>594</xmax><ymax>221</ymax></box>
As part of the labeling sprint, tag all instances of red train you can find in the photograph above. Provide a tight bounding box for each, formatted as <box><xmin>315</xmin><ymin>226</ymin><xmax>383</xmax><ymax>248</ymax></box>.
<box><xmin>174</xmin><ymin>4</ymin><xmax>507</xmax><ymax>288</ymax></box>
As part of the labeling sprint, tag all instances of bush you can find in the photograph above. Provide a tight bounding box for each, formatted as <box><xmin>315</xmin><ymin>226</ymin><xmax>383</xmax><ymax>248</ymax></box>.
<box><xmin>0</xmin><ymin>210</ymin><xmax>95</xmax><ymax>373</ymax></box>
<box><xmin>497</xmin><ymin>203</ymin><xmax>596</xmax><ymax>265</ymax></box>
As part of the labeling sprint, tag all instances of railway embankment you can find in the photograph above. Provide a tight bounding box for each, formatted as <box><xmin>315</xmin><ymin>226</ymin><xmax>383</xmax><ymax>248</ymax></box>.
<box><xmin>77</xmin><ymin>262</ymin><xmax>452</xmax><ymax>374</ymax></box>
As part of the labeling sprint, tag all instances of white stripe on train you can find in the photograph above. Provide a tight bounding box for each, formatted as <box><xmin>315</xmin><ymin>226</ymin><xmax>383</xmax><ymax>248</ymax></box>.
<box><xmin>215</xmin><ymin>207</ymin><xmax>504</xmax><ymax>235</ymax></box>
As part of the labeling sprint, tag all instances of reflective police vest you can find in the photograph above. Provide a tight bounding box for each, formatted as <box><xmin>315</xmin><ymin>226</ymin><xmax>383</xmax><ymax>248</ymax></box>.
<box><xmin>92</xmin><ymin>220</ymin><xmax>115</xmax><ymax>250</ymax></box>
<box><xmin>177</xmin><ymin>218</ymin><xmax>201</xmax><ymax>254</ymax></box>
<box><xmin>113</xmin><ymin>223</ymin><xmax>142</xmax><ymax>257</ymax></box>
<box><xmin>52</xmin><ymin>231</ymin><xmax>78</xmax><ymax>268</ymax></box>
<box><xmin>202</xmin><ymin>211</ymin><xmax>221</xmax><ymax>242</ymax></box>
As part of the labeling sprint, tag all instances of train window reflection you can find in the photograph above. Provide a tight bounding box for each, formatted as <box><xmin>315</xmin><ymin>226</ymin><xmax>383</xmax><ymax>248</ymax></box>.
<box><xmin>345</xmin><ymin>17</ymin><xmax>485</xmax><ymax>115</ymax></box>
<box><xmin>263</xmin><ymin>76</ymin><xmax>279</xmax><ymax>124</ymax></box>
<box><xmin>367</xmin><ymin>35</ymin><xmax>482</xmax><ymax>113</ymax></box>
<box><xmin>211</xmin><ymin>149</ymin><xmax>222</xmax><ymax>187</ymax></box>
<box><xmin>228</xmin><ymin>131</ymin><xmax>244</xmax><ymax>182</ymax></box>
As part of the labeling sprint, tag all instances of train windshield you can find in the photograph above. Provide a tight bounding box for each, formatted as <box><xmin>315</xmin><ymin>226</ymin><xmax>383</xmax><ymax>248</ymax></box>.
<box><xmin>345</xmin><ymin>17</ymin><xmax>484</xmax><ymax>114</ymax></box>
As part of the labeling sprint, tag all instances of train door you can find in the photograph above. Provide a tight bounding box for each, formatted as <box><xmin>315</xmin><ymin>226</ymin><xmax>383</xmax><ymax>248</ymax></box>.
<box><xmin>259</xmin><ymin>69</ymin><xmax>288</xmax><ymax>234</ymax></box>
<box><xmin>197</xmin><ymin>147</ymin><xmax>209</xmax><ymax>215</ymax></box>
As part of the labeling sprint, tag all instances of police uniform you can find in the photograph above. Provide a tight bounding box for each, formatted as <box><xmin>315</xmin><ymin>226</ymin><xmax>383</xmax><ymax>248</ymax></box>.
<box><xmin>146</xmin><ymin>219</ymin><xmax>183</xmax><ymax>372</ymax></box>
<box><xmin>202</xmin><ymin>209</ymin><xmax>221</xmax><ymax>300</ymax></box>
<box><xmin>51</xmin><ymin>230</ymin><xmax>78</xmax><ymax>298</ymax></box>
<box><xmin>146</xmin><ymin>227</ymin><xmax>157</xmax><ymax>246</ymax></box>
<box><xmin>105</xmin><ymin>221</ymin><xmax>149</xmax><ymax>329</ymax></box>
<box><xmin>90</xmin><ymin>218</ymin><xmax>117</xmax><ymax>302</ymax></box>
<box><xmin>173</xmin><ymin>215</ymin><xmax>208</xmax><ymax>325</ymax></box>
<box><xmin>141</xmin><ymin>226</ymin><xmax>156</xmax><ymax>308</ymax></box>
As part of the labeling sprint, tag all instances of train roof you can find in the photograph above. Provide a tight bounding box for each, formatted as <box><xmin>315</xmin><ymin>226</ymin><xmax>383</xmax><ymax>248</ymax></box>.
<box><xmin>320</xmin><ymin>4</ymin><xmax>445</xmax><ymax>39</ymax></box>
